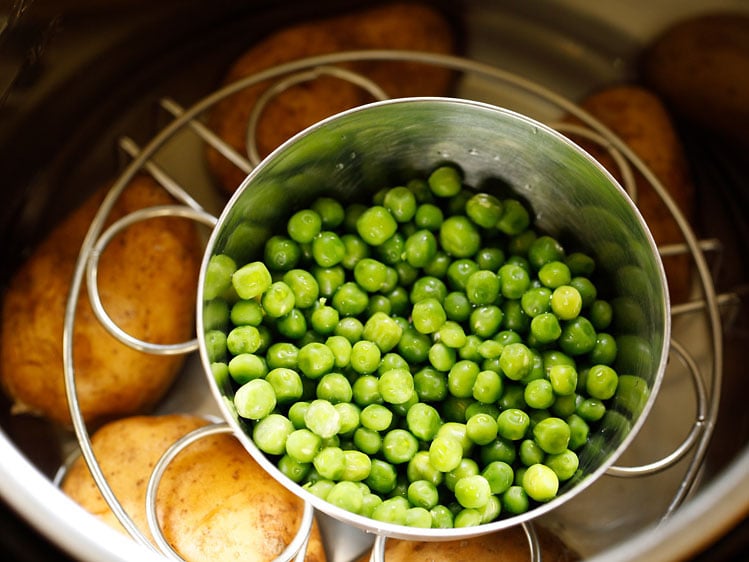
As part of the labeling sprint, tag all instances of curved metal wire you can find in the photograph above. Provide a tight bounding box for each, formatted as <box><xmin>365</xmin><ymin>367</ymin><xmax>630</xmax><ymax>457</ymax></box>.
<box><xmin>85</xmin><ymin>205</ymin><xmax>217</xmax><ymax>355</ymax></box>
<box><xmin>144</xmin><ymin>423</ymin><xmax>315</xmax><ymax>562</ymax></box>
<box><xmin>606</xmin><ymin>338</ymin><xmax>708</xmax><ymax>478</ymax></box>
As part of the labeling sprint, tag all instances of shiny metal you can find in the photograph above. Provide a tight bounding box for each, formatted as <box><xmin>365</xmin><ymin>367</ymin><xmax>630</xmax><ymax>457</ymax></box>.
<box><xmin>198</xmin><ymin>96</ymin><xmax>671</xmax><ymax>540</ymax></box>
<box><xmin>56</xmin><ymin>49</ymin><xmax>729</xmax><ymax>561</ymax></box>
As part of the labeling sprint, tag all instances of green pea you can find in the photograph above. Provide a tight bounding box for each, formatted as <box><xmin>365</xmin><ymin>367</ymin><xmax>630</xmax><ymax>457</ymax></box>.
<box><xmin>502</xmin><ymin>485</ymin><xmax>530</xmax><ymax>514</ymax></box>
<box><xmin>340</xmin><ymin>233</ymin><xmax>370</xmax><ymax>269</ymax></box>
<box><xmin>313</xmin><ymin>446</ymin><xmax>346</xmax><ymax>480</ymax></box>
<box><xmin>481</xmin><ymin>461</ymin><xmax>514</xmax><ymax>495</ymax></box>
<box><xmin>356</xmin><ymin>205</ymin><xmax>398</xmax><ymax>246</ymax></box>
<box><xmin>231</xmin><ymin>261</ymin><xmax>272</xmax><ymax>300</ymax></box>
<box><xmin>407</xmin><ymin>177</ymin><xmax>433</xmax><ymax>203</ymax></box>
<box><xmin>466</xmin><ymin>413</ymin><xmax>499</xmax><ymax>445</ymax></box>
<box><xmin>382</xmin><ymin>429</ymin><xmax>419</xmax><ymax>464</ymax></box>
<box><xmin>309</xmin><ymin>268</ymin><xmax>339</xmax><ymax>301</ymax></box>
<box><xmin>550</xmin><ymin>285</ymin><xmax>583</xmax><ymax>320</ymax></box>
<box><xmin>521</xmin><ymin>286</ymin><xmax>552</xmax><ymax>317</ymax></box>
<box><xmin>497</xmin><ymin>408</ymin><xmax>530</xmax><ymax>441</ymax></box>
<box><xmin>253</xmin><ymin>414</ymin><xmax>294</xmax><ymax>455</ymax></box>
<box><xmin>404</xmin><ymin>229</ymin><xmax>438</xmax><ymax>268</ymax></box>
<box><xmin>589</xmin><ymin>299</ymin><xmax>613</xmax><ymax>330</ymax></box>
<box><xmin>282</xmin><ymin>269</ymin><xmax>319</xmax><ymax>309</ymax></box>
<box><xmin>410</xmin><ymin>275</ymin><xmax>447</xmax><ymax>303</ymax></box>
<box><xmin>423</xmin><ymin>250</ymin><xmax>451</xmax><ymax>278</ymax></box>
<box><xmin>267</xmin><ymin>367</ymin><xmax>304</xmax><ymax>403</ymax></box>
<box><xmin>234</xmin><ymin>378</ymin><xmax>276</xmax><ymax>420</ymax></box>
<box><xmin>532</xmin><ymin>417</ymin><xmax>571</xmax><ymax>454</ymax></box>
<box><xmin>549</xmin><ymin>364</ymin><xmax>578</xmax><ymax>396</ymax></box>
<box><xmin>412</xmin><ymin>297</ymin><xmax>447</xmax><ymax>334</ymax></box>
<box><xmin>448</xmin><ymin>360</ymin><xmax>481</xmax><ymax>398</ymax></box>
<box><xmin>413</xmin><ymin>367</ymin><xmax>448</xmax><ymax>402</ymax></box>
<box><xmin>335</xmin><ymin>316</ymin><xmax>364</xmax><ymax>343</ymax></box>
<box><xmin>305</xmin><ymin>399</ymin><xmax>341</xmax><ymax>439</ymax></box>
<box><xmin>440</xmin><ymin>216</ymin><xmax>481</xmax><ymax>258</ymax></box>
<box><xmin>465</xmin><ymin>270</ymin><xmax>500</xmax><ymax>305</ymax></box>
<box><xmin>264</xmin><ymin>235</ymin><xmax>301</xmax><ymax>271</ymax></box>
<box><xmin>375</xmin><ymin>232</ymin><xmax>405</xmax><ymax>264</ymax></box>
<box><xmin>363</xmin><ymin>311</ymin><xmax>403</xmax><ymax>352</ymax></box>
<box><xmin>524</xmin><ymin>378</ymin><xmax>555</xmax><ymax>410</ymax></box>
<box><xmin>527</xmin><ymin>235</ymin><xmax>565</xmax><ymax>270</ymax></box>
<box><xmin>565</xmin><ymin>251</ymin><xmax>596</xmax><ymax>276</ymax></box>
<box><xmin>538</xmin><ymin>260</ymin><xmax>572</xmax><ymax>289</ymax></box>
<box><xmin>518</xmin><ymin>438</ymin><xmax>545</xmax><ymax>467</ymax></box>
<box><xmin>522</xmin><ymin>463</ymin><xmax>559</xmax><ymax>502</ymax></box>
<box><xmin>331</xmin><ymin>282</ymin><xmax>369</xmax><ymax>317</ymax></box>
<box><xmin>496</xmin><ymin>198</ymin><xmax>530</xmax><ymax>235</ymax></box>
<box><xmin>530</xmin><ymin>312</ymin><xmax>562</xmax><ymax>344</ymax></box>
<box><xmin>429</xmin><ymin>435</ymin><xmax>463</xmax><ymax>472</ymax></box>
<box><xmin>414</xmin><ymin>203</ymin><xmax>444</xmax><ymax>231</ymax></box>
<box><xmin>352</xmin><ymin>375</ymin><xmax>382</xmax><ymax>406</ymax></box>
<box><xmin>586</xmin><ymin>364</ymin><xmax>619</xmax><ymax>400</ymax></box>
<box><xmin>499</xmin><ymin>342</ymin><xmax>534</xmax><ymax>381</ymax></box>
<box><xmin>287</xmin><ymin>209</ymin><xmax>322</xmax><ymax>244</ymax></box>
<box><xmin>466</xmin><ymin>192</ymin><xmax>504</xmax><ymax>228</ymax></box>
<box><xmin>350</xmin><ymin>340</ymin><xmax>381</xmax><ymax>375</ymax></box>
<box><xmin>469</xmin><ymin>305</ymin><xmax>504</xmax><ymax>338</ymax></box>
<box><xmin>498</xmin><ymin>262</ymin><xmax>531</xmax><ymax>299</ymax></box>
<box><xmin>428</xmin><ymin>165</ymin><xmax>462</xmax><ymax>198</ymax></box>
<box><xmin>379</xmin><ymin>368</ymin><xmax>415</xmax><ymax>405</ymax></box>
<box><xmin>353</xmin><ymin>427</ymin><xmax>383</xmax><ymax>455</ymax></box>
<box><xmin>312</xmin><ymin>197</ymin><xmax>345</xmax><ymax>229</ymax></box>
<box><xmin>228</xmin><ymin>353</ymin><xmax>267</xmax><ymax>384</ymax></box>
<box><xmin>472</xmin><ymin>370</ymin><xmax>503</xmax><ymax>404</ymax></box>
<box><xmin>481</xmin><ymin>437</ymin><xmax>517</xmax><ymax>465</ymax></box>
<box><xmin>296</xmin><ymin>342</ymin><xmax>334</xmax><ymax>379</ymax></box>
<box><xmin>408</xmin><ymin>480</ymin><xmax>440</xmax><ymax>510</ymax></box>
<box><xmin>406</xmin><ymin>402</ymin><xmax>442</xmax><ymax>441</ymax></box>
<box><xmin>546</xmin><ymin>449</ymin><xmax>579</xmax><ymax>481</ymax></box>
<box><xmin>286</xmin><ymin>428</ymin><xmax>322</xmax><ymax>463</ymax></box>
<box><xmin>398</xmin><ymin>327</ymin><xmax>431</xmax><ymax>364</ymax></box>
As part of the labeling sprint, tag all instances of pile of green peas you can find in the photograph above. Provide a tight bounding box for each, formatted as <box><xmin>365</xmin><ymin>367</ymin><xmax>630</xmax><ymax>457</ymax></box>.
<box><xmin>203</xmin><ymin>164</ymin><xmax>625</xmax><ymax>529</ymax></box>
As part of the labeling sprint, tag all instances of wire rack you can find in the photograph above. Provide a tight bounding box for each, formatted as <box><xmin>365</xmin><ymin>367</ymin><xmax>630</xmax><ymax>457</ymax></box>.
<box><xmin>58</xmin><ymin>50</ymin><xmax>733</xmax><ymax>562</ymax></box>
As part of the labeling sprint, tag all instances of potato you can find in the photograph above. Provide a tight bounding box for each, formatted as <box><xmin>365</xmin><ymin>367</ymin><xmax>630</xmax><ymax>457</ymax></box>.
<box><xmin>355</xmin><ymin>524</ymin><xmax>579</xmax><ymax>562</ymax></box>
<box><xmin>206</xmin><ymin>2</ymin><xmax>458</xmax><ymax>194</ymax></box>
<box><xmin>641</xmin><ymin>13</ymin><xmax>749</xmax><ymax>145</ymax></box>
<box><xmin>0</xmin><ymin>175</ymin><xmax>203</xmax><ymax>426</ymax></box>
<box><xmin>563</xmin><ymin>84</ymin><xmax>696</xmax><ymax>303</ymax></box>
<box><xmin>61</xmin><ymin>414</ymin><xmax>327</xmax><ymax>562</ymax></box>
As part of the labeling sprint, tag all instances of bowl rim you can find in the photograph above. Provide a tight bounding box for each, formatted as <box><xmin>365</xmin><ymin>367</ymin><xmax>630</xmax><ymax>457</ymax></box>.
<box><xmin>196</xmin><ymin>95</ymin><xmax>672</xmax><ymax>540</ymax></box>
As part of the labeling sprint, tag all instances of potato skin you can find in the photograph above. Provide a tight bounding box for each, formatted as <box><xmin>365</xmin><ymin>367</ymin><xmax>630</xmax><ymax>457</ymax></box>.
<box><xmin>564</xmin><ymin>84</ymin><xmax>696</xmax><ymax>303</ymax></box>
<box><xmin>641</xmin><ymin>13</ymin><xmax>749</xmax><ymax>145</ymax></box>
<box><xmin>355</xmin><ymin>524</ymin><xmax>579</xmax><ymax>562</ymax></box>
<box><xmin>206</xmin><ymin>2</ymin><xmax>458</xmax><ymax>194</ymax></box>
<box><xmin>0</xmin><ymin>175</ymin><xmax>203</xmax><ymax>426</ymax></box>
<box><xmin>61</xmin><ymin>414</ymin><xmax>327</xmax><ymax>562</ymax></box>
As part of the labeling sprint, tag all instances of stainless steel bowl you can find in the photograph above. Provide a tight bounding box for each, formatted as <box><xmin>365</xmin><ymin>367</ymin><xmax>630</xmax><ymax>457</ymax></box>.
<box><xmin>198</xmin><ymin>96</ymin><xmax>671</xmax><ymax>540</ymax></box>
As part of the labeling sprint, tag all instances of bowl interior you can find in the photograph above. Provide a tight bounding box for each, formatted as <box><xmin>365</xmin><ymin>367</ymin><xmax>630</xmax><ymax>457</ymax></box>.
<box><xmin>198</xmin><ymin>97</ymin><xmax>670</xmax><ymax>539</ymax></box>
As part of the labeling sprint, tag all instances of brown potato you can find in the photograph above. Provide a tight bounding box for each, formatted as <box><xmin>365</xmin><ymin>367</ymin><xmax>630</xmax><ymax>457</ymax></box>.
<box><xmin>0</xmin><ymin>175</ymin><xmax>203</xmax><ymax>426</ymax></box>
<box><xmin>206</xmin><ymin>2</ymin><xmax>458</xmax><ymax>194</ymax></box>
<box><xmin>61</xmin><ymin>414</ymin><xmax>327</xmax><ymax>562</ymax></box>
<box><xmin>563</xmin><ymin>84</ymin><xmax>696</xmax><ymax>303</ymax></box>
<box><xmin>355</xmin><ymin>524</ymin><xmax>579</xmax><ymax>562</ymax></box>
<box><xmin>641</xmin><ymin>13</ymin><xmax>749</xmax><ymax>145</ymax></box>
